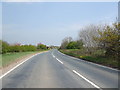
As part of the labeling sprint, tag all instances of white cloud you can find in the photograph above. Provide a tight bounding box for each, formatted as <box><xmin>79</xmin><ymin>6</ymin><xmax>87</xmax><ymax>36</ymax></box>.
<box><xmin>2</xmin><ymin>0</ymin><xmax>119</xmax><ymax>2</ymax></box>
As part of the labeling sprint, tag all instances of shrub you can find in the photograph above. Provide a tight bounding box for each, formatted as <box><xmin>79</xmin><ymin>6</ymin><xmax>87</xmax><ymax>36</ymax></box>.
<box><xmin>37</xmin><ymin>43</ymin><xmax>47</xmax><ymax>50</ymax></box>
<box><xmin>2</xmin><ymin>41</ymin><xmax>10</xmax><ymax>54</ymax></box>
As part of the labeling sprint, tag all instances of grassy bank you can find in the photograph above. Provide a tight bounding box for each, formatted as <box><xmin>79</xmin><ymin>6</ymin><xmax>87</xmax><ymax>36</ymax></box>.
<box><xmin>0</xmin><ymin>50</ymin><xmax>46</xmax><ymax>67</ymax></box>
<box><xmin>59</xmin><ymin>49</ymin><xmax>119</xmax><ymax>69</ymax></box>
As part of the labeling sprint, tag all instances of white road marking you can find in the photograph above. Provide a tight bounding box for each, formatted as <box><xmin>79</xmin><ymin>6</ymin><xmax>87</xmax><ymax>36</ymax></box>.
<box><xmin>52</xmin><ymin>53</ymin><xmax>55</xmax><ymax>58</ymax></box>
<box><xmin>85</xmin><ymin>61</ymin><xmax>119</xmax><ymax>72</ymax></box>
<box><xmin>0</xmin><ymin>53</ymin><xmax>43</xmax><ymax>79</ymax></box>
<box><xmin>58</xmin><ymin>51</ymin><xmax>119</xmax><ymax>72</ymax></box>
<box><xmin>52</xmin><ymin>55</ymin><xmax>55</xmax><ymax>58</ymax></box>
<box><xmin>58</xmin><ymin>51</ymin><xmax>65</xmax><ymax>56</ymax></box>
<box><xmin>56</xmin><ymin>58</ymin><xmax>63</xmax><ymax>64</ymax></box>
<box><xmin>72</xmin><ymin>70</ymin><xmax>101</xmax><ymax>89</ymax></box>
<box><xmin>52</xmin><ymin>53</ymin><xmax>63</xmax><ymax>64</ymax></box>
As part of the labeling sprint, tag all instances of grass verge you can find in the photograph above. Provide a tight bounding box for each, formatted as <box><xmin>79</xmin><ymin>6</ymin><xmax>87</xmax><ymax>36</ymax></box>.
<box><xmin>59</xmin><ymin>49</ymin><xmax>119</xmax><ymax>69</ymax></box>
<box><xmin>0</xmin><ymin>50</ymin><xmax>46</xmax><ymax>67</ymax></box>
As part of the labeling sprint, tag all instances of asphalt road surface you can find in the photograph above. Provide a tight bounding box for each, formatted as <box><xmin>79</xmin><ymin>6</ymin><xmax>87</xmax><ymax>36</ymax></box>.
<box><xmin>2</xmin><ymin>49</ymin><xmax>119</xmax><ymax>89</ymax></box>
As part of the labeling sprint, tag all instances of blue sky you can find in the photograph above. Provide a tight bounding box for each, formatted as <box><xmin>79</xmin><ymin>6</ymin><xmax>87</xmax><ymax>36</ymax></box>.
<box><xmin>2</xmin><ymin>2</ymin><xmax>118</xmax><ymax>46</ymax></box>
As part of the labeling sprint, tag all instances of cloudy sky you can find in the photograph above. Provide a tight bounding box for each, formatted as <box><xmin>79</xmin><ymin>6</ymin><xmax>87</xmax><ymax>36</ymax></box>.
<box><xmin>1</xmin><ymin>1</ymin><xmax>118</xmax><ymax>46</ymax></box>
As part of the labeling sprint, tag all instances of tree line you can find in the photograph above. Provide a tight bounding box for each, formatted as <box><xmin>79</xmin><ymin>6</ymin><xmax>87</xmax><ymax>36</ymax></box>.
<box><xmin>60</xmin><ymin>37</ymin><xmax>83</xmax><ymax>49</ymax></box>
<box><xmin>0</xmin><ymin>40</ymin><xmax>48</xmax><ymax>54</ymax></box>
<box><xmin>60</xmin><ymin>22</ymin><xmax>119</xmax><ymax>61</ymax></box>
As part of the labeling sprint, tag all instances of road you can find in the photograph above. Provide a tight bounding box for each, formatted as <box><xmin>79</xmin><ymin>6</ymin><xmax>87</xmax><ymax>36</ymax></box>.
<box><xmin>2</xmin><ymin>49</ymin><xmax>119</xmax><ymax>89</ymax></box>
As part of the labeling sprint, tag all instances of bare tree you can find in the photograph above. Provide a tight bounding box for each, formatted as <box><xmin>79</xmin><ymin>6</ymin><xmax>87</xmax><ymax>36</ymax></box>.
<box><xmin>60</xmin><ymin>37</ymin><xmax>72</xmax><ymax>49</ymax></box>
<box><xmin>79</xmin><ymin>24</ymin><xmax>101</xmax><ymax>53</ymax></box>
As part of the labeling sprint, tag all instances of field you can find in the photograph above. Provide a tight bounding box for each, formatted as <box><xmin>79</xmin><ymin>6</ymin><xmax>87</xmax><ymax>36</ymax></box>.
<box><xmin>0</xmin><ymin>51</ymin><xmax>45</xmax><ymax>67</ymax></box>
<box><xmin>59</xmin><ymin>49</ymin><xmax>119</xmax><ymax>69</ymax></box>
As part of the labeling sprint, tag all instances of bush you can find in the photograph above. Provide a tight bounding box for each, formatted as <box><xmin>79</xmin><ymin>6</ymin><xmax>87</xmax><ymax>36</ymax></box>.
<box><xmin>1</xmin><ymin>40</ymin><xmax>38</xmax><ymax>53</ymax></box>
<box><xmin>94</xmin><ymin>23</ymin><xmax>119</xmax><ymax>60</ymax></box>
<box><xmin>66</xmin><ymin>41</ymin><xmax>77</xmax><ymax>49</ymax></box>
<box><xmin>37</xmin><ymin>44</ymin><xmax>47</xmax><ymax>50</ymax></box>
<box><xmin>2</xmin><ymin>41</ymin><xmax>10</xmax><ymax>54</ymax></box>
<box><xmin>0</xmin><ymin>40</ymin><xmax>2</xmax><ymax>54</ymax></box>
<box><xmin>66</xmin><ymin>40</ymin><xmax>83</xmax><ymax>49</ymax></box>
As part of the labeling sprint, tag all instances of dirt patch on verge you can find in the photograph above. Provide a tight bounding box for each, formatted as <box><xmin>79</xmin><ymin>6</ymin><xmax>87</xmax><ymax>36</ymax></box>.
<box><xmin>1</xmin><ymin>51</ymin><xmax>47</xmax><ymax>74</ymax></box>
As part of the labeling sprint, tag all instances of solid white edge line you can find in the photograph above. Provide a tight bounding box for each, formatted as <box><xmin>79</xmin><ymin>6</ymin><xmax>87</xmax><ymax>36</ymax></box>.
<box><xmin>72</xmin><ymin>70</ymin><xmax>101</xmax><ymax>89</ymax></box>
<box><xmin>58</xmin><ymin>50</ymin><xmax>119</xmax><ymax>72</ymax></box>
<box><xmin>0</xmin><ymin>52</ymin><xmax>44</xmax><ymax>79</ymax></box>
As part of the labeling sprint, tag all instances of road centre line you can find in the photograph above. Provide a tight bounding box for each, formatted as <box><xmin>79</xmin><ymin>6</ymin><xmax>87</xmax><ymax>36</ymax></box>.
<box><xmin>53</xmin><ymin>51</ymin><xmax>101</xmax><ymax>89</ymax></box>
<box><xmin>58</xmin><ymin>50</ymin><xmax>119</xmax><ymax>72</ymax></box>
<box><xmin>53</xmin><ymin>52</ymin><xmax>102</xmax><ymax>89</ymax></box>
<box><xmin>56</xmin><ymin>58</ymin><xmax>63</xmax><ymax>64</ymax></box>
<box><xmin>72</xmin><ymin>70</ymin><xmax>101</xmax><ymax>89</ymax></box>
<box><xmin>52</xmin><ymin>53</ymin><xmax>63</xmax><ymax>64</ymax></box>
<box><xmin>52</xmin><ymin>55</ymin><xmax>55</xmax><ymax>58</ymax></box>
<box><xmin>52</xmin><ymin>53</ymin><xmax>55</xmax><ymax>58</ymax></box>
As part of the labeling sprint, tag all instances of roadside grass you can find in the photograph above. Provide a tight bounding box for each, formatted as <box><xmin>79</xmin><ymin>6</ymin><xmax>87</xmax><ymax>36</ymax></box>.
<box><xmin>1</xmin><ymin>50</ymin><xmax>46</xmax><ymax>67</ymax></box>
<box><xmin>82</xmin><ymin>56</ymin><xmax>118</xmax><ymax>68</ymax></box>
<box><xmin>0</xmin><ymin>54</ymin><xmax>1</xmax><ymax>67</ymax></box>
<box><xmin>59</xmin><ymin>49</ymin><xmax>118</xmax><ymax>69</ymax></box>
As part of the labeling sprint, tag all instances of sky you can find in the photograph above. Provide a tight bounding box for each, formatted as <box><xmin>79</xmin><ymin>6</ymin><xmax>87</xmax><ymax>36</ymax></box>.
<box><xmin>1</xmin><ymin>2</ymin><xmax>118</xmax><ymax>46</ymax></box>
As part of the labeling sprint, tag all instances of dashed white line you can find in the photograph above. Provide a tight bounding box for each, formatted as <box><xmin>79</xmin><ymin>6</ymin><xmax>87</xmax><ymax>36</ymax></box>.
<box><xmin>52</xmin><ymin>53</ymin><xmax>63</xmax><ymax>64</ymax></box>
<box><xmin>53</xmin><ymin>55</ymin><xmax>55</xmax><ymax>58</ymax></box>
<box><xmin>0</xmin><ymin>53</ymin><xmax>43</xmax><ymax>79</ymax></box>
<box><xmin>58</xmin><ymin>50</ymin><xmax>119</xmax><ymax>72</ymax></box>
<box><xmin>53</xmin><ymin>51</ymin><xmax>100</xmax><ymax>88</ymax></box>
<box><xmin>72</xmin><ymin>70</ymin><xmax>101</xmax><ymax>89</ymax></box>
<box><xmin>56</xmin><ymin>58</ymin><xmax>63</xmax><ymax>64</ymax></box>
<box><xmin>52</xmin><ymin>53</ymin><xmax>55</xmax><ymax>58</ymax></box>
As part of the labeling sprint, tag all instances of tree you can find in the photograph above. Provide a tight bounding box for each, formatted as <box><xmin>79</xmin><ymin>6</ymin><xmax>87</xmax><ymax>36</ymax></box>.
<box><xmin>94</xmin><ymin>23</ymin><xmax>119</xmax><ymax>59</ymax></box>
<box><xmin>66</xmin><ymin>41</ymin><xmax>77</xmax><ymax>49</ymax></box>
<box><xmin>76</xmin><ymin>40</ymin><xmax>83</xmax><ymax>49</ymax></box>
<box><xmin>60</xmin><ymin>37</ymin><xmax>72</xmax><ymax>49</ymax></box>
<box><xmin>66</xmin><ymin>40</ymin><xmax>83</xmax><ymax>49</ymax></box>
<box><xmin>79</xmin><ymin>24</ymin><xmax>100</xmax><ymax>54</ymax></box>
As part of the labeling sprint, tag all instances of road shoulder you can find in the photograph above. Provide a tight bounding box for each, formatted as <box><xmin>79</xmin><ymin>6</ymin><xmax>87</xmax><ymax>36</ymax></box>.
<box><xmin>1</xmin><ymin>51</ymin><xmax>47</xmax><ymax>75</ymax></box>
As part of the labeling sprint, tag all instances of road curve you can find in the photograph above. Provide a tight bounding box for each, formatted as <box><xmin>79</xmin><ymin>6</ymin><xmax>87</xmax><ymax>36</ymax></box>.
<box><xmin>2</xmin><ymin>49</ymin><xmax>119</xmax><ymax>89</ymax></box>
